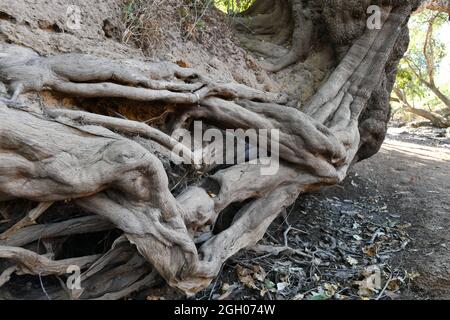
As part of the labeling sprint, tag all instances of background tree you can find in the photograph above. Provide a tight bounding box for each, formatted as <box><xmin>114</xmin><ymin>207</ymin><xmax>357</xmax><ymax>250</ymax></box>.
<box><xmin>393</xmin><ymin>8</ymin><xmax>450</xmax><ymax>127</ymax></box>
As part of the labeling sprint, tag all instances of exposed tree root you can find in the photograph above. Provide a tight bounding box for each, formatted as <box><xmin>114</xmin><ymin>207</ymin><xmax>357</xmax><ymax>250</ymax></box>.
<box><xmin>0</xmin><ymin>45</ymin><xmax>287</xmax><ymax>104</ymax></box>
<box><xmin>46</xmin><ymin>108</ymin><xmax>199</xmax><ymax>168</ymax></box>
<box><xmin>0</xmin><ymin>266</ymin><xmax>16</xmax><ymax>287</ymax></box>
<box><xmin>0</xmin><ymin>246</ymin><xmax>99</xmax><ymax>277</ymax></box>
<box><xmin>0</xmin><ymin>0</ymin><xmax>416</xmax><ymax>299</ymax></box>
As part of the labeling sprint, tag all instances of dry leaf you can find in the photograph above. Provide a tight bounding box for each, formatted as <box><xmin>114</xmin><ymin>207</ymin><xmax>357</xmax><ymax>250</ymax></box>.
<box><xmin>363</xmin><ymin>243</ymin><xmax>379</xmax><ymax>257</ymax></box>
<box><xmin>236</xmin><ymin>265</ymin><xmax>257</xmax><ymax>289</ymax></box>
<box><xmin>176</xmin><ymin>59</ymin><xmax>190</xmax><ymax>68</ymax></box>
<box><xmin>396</xmin><ymin>223</ymin><xmax>412</xmax><ymax>230</ymax></box>
<box><xmin>221</xmin><ymin>282</ymin><xmax>230</xmax><ymax>293</ymax></box>
<box><xmin>387</xmin><ymin>278</ymin><xmax>401</xmax><ymax>291</ymax></box>
<box><xmin>293</xmin><ymin>293</ymin><xmax>305</xmax><ymax>300</ymax></box>
<box><xmin>277</xmin><ymin>282</ymin><xmax>287</xmax><ymax>291</ymax></box>
<box><xmin>355</xmin><ymin>266</ymin><xmax>382</xmax><ymax>297</ymax></box>
<box><xmin>259</xmin><ymin>287</ymin><xmax>268</xmax><ymax>297</ymax></box>
<box><xmin>346</xmin><ymin>256</ymin><xmax>359</xmax><ymax>266</ymax></box>
<box><xmin>323</xmin><ymin>283</ymin><xmax>338</xmax><ymax>297</ymax></box>
<box><xmin>252</xmin><ymin>265</ymin><xmax>266</xmax><ymax>282</ymax></box>
<box><xmin>407</xmin><ymin>271</ymin><xmax>421</xmax><ymax>281</ymax></box>
<box><xmin>218</xmin><ymin>284</ymin><xmax>237</xmax><ymax>300</ymax></box>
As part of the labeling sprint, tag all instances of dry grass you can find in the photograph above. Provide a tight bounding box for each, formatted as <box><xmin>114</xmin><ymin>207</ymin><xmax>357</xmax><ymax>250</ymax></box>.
<box><xmin>120</xmin><ymin>0</ymin><xmax>219</xmax><ymax>54</ymax></box>
<box><xmin>121</xmin><ymin>0</ymin><xmax>173</xmax><ymax>52</ymax></box>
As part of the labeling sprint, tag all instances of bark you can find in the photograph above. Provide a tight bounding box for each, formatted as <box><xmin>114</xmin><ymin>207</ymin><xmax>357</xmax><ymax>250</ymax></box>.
<box><xmin>0</xmin><ymin>0</ymin><xmax>420</xmax><ymax>299</ymax></box>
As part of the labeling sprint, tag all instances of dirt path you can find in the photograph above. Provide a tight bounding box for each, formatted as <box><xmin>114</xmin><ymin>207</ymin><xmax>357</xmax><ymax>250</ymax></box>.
<box><xmin>352</xmin><ymin>137</ymin><xmax>450</xmax><ymax>299</ymax></box>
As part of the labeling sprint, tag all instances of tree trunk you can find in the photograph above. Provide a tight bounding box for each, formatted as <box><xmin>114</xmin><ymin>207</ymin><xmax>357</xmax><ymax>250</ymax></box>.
<box><xmin>0</xmin><ymin>0</ymin><xmax>422</xmax><ymax>299</ymax></box>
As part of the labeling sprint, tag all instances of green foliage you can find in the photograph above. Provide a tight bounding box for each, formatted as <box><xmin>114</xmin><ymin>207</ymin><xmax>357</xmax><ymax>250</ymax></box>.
<box><xmin>123</xmin><ymin>1</ymin><xmax>138</xmax><ymax>27</ymax></box>
<box><xmin>394</xmin><ymin>10</ymin><xmax>450</xmax><ymax>113</ymax></box>
<box><xmin>214</xmin><ymin>0</ymin><xmax>255</xmax><ymax>13</ymax></box>
<box><xmin>396</xmin><ymin>62</ymin><xmax>425</xmax><ymax>99</ymax></box>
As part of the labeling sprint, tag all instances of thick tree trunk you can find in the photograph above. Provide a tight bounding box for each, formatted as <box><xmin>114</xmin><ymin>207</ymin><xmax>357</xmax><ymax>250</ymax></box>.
<box><xmin>0</xmin><ymin>0</ymin><xmax>422</xmax><ymax>299</ymax></box>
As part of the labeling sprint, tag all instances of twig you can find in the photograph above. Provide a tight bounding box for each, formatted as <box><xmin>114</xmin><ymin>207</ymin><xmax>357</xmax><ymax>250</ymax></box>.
<box><xmin>249</xmin><ymin>244</ymin><xmax>313</xmax><ymax>259</ymax></box>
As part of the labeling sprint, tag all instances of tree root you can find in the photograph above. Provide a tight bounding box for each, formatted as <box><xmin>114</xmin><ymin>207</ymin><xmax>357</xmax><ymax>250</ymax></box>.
<box><xmin>0</xmin><ymin>202</ymin><xmax>53</xmax><ymax>240</ymax></box>
<box><xmin>0</xmin><ymin>45</ymin><xmax>286</xmax><ymax>104</ymax></box>
<box><xmin>233</xmin><ymin>0</ymin><xmax>315</xmax><ymax>72</ymax></box>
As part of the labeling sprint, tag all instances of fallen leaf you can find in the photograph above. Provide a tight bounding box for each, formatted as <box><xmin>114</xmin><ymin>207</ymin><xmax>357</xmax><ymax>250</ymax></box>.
<box><xmin>279</xmin><ymin>273</ymin><xmax>289</xmax><ymax>282</ymax></box>
<box><xmin>239</xmin><ymin>274</ymin><xmax>257</xmax><ymax>289</ymax></box>
<box><xmin>335</xmin><ymin>293</ymin><xmax>349</xmax><ymax>300</ymax></box>
<box><xmin>323</xmin><ymin>283</ymin><xmax>338</xmax><ymax>296</ymax></box>
<box><xmin>396</xmin><ymin>223</ymin><xmax>412</xmax><ymax>230</ymax></box>
<box><xmin>387</xmin><ymin>278</ymin><xmax>401</xmax><ymax>291</ymax></box>
<box><xmin>221</xmin><ymin>282</ymin><xmax>230</xmax><ymax>293</ymax></box>
<box><xmin>407</xmin><ymin>271</ymin><xmax>421</xmax><ymax>281</ymax></box>
<box><xmin>236</xmin><ymin>265</ymin><xmax>257</xmax><ymax>289</ymax></box>
<box><xmin>384</xmin><ymin>290</ymin><xmax>400</xmax><ymax>299</ymax></box>
<box><xmin>277</xmin><ymin>282</ymin><xmax>287</xmax><ymax>292</ymax></box>
<box><xmin>252</xmin><ymin>265</ymin><xmax>266</xmax><ymax>282</ymax></box>
<box><xmin>218</xmin><ymin>284</ymin><xmax>238</xmax><ymax>300</ymax></box>
<box><xmin>259</xmin><ymin>287</ymin><xmax>268</xmax><ymax>297</ymax></box>
<box><xmin>293</xmin><ymin>293</ymin><xmax>305</xmax><ymax>300</ymax></box>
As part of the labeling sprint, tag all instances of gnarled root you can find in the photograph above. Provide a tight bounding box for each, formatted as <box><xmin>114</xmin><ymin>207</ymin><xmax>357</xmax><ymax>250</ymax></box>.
<box><xmin>0</xmin><ymin>44</ymin><xmax>287</xmax><ymax>104</ymax></box>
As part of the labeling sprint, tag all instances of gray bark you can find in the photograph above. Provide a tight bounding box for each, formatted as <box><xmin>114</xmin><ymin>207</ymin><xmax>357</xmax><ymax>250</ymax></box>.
<box><xmin>0</xmin><ymin>0</ymin><xmax>420</xmax><ymax>298</ymax></box>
